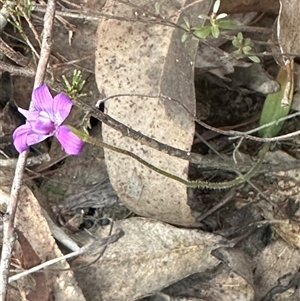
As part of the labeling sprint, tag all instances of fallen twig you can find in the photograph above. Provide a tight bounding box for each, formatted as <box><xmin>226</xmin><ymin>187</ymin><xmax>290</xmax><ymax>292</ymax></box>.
<box><xmin>0</xmin><ymin>38</ymin><xmax>30</xmax><ymax>67</ymax></box>
<box><xmin>0</xmin><ymin>153</ymin><xmax>50</xmax><ymax>168</ymax></box>
<box><xmin>8</xmin><ymin>229</ymin><xmax>124</xmax><ymax>283</ymax></box>
<box><xmin>0</xmin><ymin>60</ymin><xmax>35</xmax><ymax>76</ymax></box>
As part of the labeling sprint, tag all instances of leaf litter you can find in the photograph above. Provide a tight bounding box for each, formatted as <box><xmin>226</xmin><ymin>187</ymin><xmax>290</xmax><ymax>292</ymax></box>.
<box><xmin>2</xmin><ymin>0</ymin><xmax>300</xmax><ymax>300</ymax></box>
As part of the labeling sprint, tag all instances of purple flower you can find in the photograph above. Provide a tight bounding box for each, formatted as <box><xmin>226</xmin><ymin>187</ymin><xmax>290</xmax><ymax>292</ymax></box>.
<box><xmin>13</xmin><ymin>84</ymin><xmax>84</xmax><ymax>155</ymax></box>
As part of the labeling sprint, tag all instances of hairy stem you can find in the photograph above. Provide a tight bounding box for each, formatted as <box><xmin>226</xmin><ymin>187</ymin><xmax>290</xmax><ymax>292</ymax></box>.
<box><xmin>70</xmin><ymin>127</ymin><xmax>269</xmax><ymax>190</ymax></box>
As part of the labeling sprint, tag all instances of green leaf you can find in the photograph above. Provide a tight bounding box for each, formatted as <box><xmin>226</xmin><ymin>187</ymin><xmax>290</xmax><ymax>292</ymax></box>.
<box><xmin>243</xmin><ymin>45</ymin><xmax>252</xmax><ymax>53</ymax></box>
<box><xmin>155</xmin><ymin>2</ymin><xmax>160</xmax><ymax>14</ymax></box>
<box><xmin>62</xmin><ymin>75</ymin><xmax>72</xmax><ymax>90</ymax></box>
<box><xmin>183</xmin><ymin>16</ymin><xmax>190</xmax><ymax>28</ymax></box>
<box><xmin>244</xmin><ymin>38</ymin><xmax>253</xmax><ymax>47</ymax></box>
<box><xmin>217</xmin><ymin>19</ymin><xmax>237</xmax><ymax>30</ymax></box>
<box><xmin>198</xmin><ymin>14</ymin><xmax>210</xmax><ymax>20</ymax></box>
<box><xmin>191</xmin><ymin>26</ymin><xmax>204</xmax><ymax>31</ymax></box>
<box><xmin>193</xmin><ymin>26</ymin><xmax>211</xmax><ymax>39</ymax></box>
<box><xmin>259</xmin><ymin>66</ymin><xmax>294</xmax><ymax>137</ymax></box>
<box><xmin>211</xmin><ymin>25</ymin><xmax>220</xmax><ymax>38</ymax></box>
<box><xmin>213</xmin><ymin>0</ymin><xmax>220</xmax><ymax>14</ymax></box>
<box><xmin>181</xmin><ymin>23</ymin><xmax>189</xmax><ymax>31</ymax></box>
<box><xmin>237</xmin><ymin>32</ymin><xmax>243</xmax><ymax>40</ymax></box>
<box><xmin>232</xmin><ymin>37</ymin><xmax>241</xmax><ymax>48</ymax></box>
<box><xmin>181</xmin><ymin>32</ymin><xmax>189</xmax><ymax>43</ymax></box>
<box><xmin>216</xmin><ymin>13</ymin><xmax>228</xmax><ymax>20</ymax></box>
<box><xmin>248</xmin><ymin>55</ymin><xmax>260</xmax><ymax>63</ymax></box>
<box><xmin>232</xmin><ymin>52</ymin><xmax>243</xmax><ymax>60</ymax></box>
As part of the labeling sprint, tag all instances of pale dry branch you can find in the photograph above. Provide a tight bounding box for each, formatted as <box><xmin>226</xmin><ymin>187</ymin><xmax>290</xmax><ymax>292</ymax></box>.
<box><xmin>8</xmin><ymin>229</ymin><xmax>124</xmax><ymax>283</ymax></box>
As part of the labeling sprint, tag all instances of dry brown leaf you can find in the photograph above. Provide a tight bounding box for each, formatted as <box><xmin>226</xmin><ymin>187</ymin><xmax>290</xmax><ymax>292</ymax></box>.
<box><xmin>14</xmin><ymin>186</ymin><xmax>86</xmax><ymax>301</ymax></box>
<box><xmin>212</xmin><ymin>247</ymin><xmax>254</xmax><ymax>287</ymax></box>
<box><xmin>253</xmin><ymin>239</ymin><xmax>300</xmax><ymax>300</ymax></box>
<box><xmin>95</xmin><ymin>0</ymin><xmax>211</xmax><ymax>226</ymax></box>
<box><xmin>15</xmin><ymin>229</ymin><xmax>49</xmax><ymax>301</ymax></box>
<box><xmin>0</xmin><ymin>169</ymin><xmax>86</xmax><ymax>301</ymax></box>
<box><xmin>164</xmin><ymin>251</ymin><xmax>254</xmax><ymax>300</ymax></box>
<box><xmin>272</xmin><ymin>220</ymin><xmax>300</xmax><ymax>249</ymax></box>
<box><xmin>192</xmin><ymin>265</ymin><xmax>254</xmax><ymax>301</ymax></box>
<box><xmin>258</xmin><ymin>165</ymin><xmax>300</xmax><ymax>249</ymax></box>
<box><xmin>73</xmin><ymin>217</ymin><xmax>227</xmax><ymax>301</ymax></box>
<box><xmin>205</xmin><ymin>266</ymin><xmax>254</xmax><ymax>301</ymax></box>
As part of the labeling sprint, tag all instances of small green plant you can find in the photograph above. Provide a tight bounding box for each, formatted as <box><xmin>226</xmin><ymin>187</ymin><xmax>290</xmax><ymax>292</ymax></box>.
<box><xmin>23</xmin><ymin>0</ymin><xmax>35</xmax><ymax>18</ymax></box>
<box><xmin>180</xmin><ymin>17</ymin><xmax>192</xmax><ymax>42</ymax></box>
<box><xmin>181</xmin><ymin>0</ymin><xmax>236</xmax><ymax>42</ymax></box>
<box><xmin>62</xmin><ymin>69</ymin><xmax>86</xmax><ymax>99</ymax></box>
<box><xmin>154</xmin><ymin>2</ymin><xmax>160</xmax><ymax>15</ymax></box>
<box><xmin>259</xmin><ymin>65</ymin><xmax>293</xmax><ymax>137</ymax></box>
<box><xmin>1</xmin><ymin>0</ymin><xmax>40</xmax><ymax>57</ymax></box>
<box><xmin>62</xmin><ymin>69</ymin><xmax>90</xmax><ymax>134</ymax></box>
<box><xmin>232</xmin><ymin>32</ymin><xmax>260</xmax><ymax>63</ymax></box>
<box><xmin>3</xmin><ymin>1</ymin><xmax>32</xmax><ymax>41</ymax></box>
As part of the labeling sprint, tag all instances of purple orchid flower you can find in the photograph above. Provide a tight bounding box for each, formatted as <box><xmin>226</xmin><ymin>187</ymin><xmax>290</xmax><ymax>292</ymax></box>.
<box><xmin>13</xmin><ymin>84</ymin><xmax>84</xmax><ymax>155</ymax></box>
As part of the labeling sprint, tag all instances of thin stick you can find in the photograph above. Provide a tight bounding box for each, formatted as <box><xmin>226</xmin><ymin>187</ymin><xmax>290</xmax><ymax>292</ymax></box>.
<box><xmin>9</xmin><ymin>247</ymin><xmax>84</xmax><ymax>283</ymax></box>
<box><xmin>0</xmin><ymin>154</ymin><xmax>25</xmax><ymax>301</ymax></box>
<box><xmin>0</xmin><ymin>38</ymin><xmax>30</xmax><ymax>67</ymax></box>
<box><xmin>229</xmin><ymin>111</ymin><xmax>300</xmax><ymax>139</ymax></box>
<box><xmin>194</xmin><ymin>131</ymin><xmax>225</xmax><ymax>160</ymax></box>
<box><xmin>32</xmin><ymin>0</ymin><xmax>55</xmax><ymax>90</ymax></box>
<box><xmin>97</xmin><ymin>92</ymin><xmax>300</xmax><ymax>144</ymax></box>
<box><xmin>167</xmin><ymin>94</ymin><xmax>300</xmax><ymax>143</ymax></box>
<box><xmin>8</xmin><ymin>229</ymin><xmax>123</xmax><ymax>283</ymax></box>
<box><xmin>6</xmin><ymin>9</ymin><xmax>40</xmax><ymax>59</ymax></box>
<box><xmin>0</xmin><ymin>60</ymin><xmax>35</xmax><ymax>76</ymax></box>
<box><xmin>76</xmin><ymin>97</ymin><xmax>203</xmax><ymax>163</ymax></box>
<box><xmin>0</xmin><ymin>0</ymin><xmax>56</xmax><ymax>299</ymax></box>
<box><xmin>0</xmin><ymin>153</ymin><xmax>50</xmax><ymax>168</ymax></box>
<box><xmin>33</xmin><ymin>3</ymin><xmax>176</xmax><ymax>26</ymax></box>
<box><xmin>173</xmin><ymin>0</ymin><xmax>212</xmax><ymax>17</ymax></box>
<box><xmin>16</xmin><ymin>3</ymin><xmax>42</xmax><ymax>48</ymax></box>
<box><xmin>197</xmin><ymin>188</ymin><xmax>236</xmax><ymax>222</ymax></box>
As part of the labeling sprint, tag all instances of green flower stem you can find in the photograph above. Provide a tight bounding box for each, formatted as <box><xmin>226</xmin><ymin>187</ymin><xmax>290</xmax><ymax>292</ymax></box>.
<box><xmin>70</xmin><ymin>126</ymin><xmax>269</xmax><ymax>189</ymax></box>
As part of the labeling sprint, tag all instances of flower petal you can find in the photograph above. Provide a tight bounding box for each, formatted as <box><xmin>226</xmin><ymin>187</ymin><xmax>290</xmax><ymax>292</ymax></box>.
<box><xmin>13</xmin><ymin>121</ymin><xmax>52</xmax><ymax>153</ymax></box>
<box><xmin>13</xmin><ymin>123</ymin><xmax>32</xmax><ymax>152</ymax></box>
<box><xmin>55</xmin><ymin>125</ymin><xmax>84</xmax><ymax>155</ymax></box>
<box><xmin>26</xmin><ymin>131</ymin><xmax>50</xmax><ymax>146</ymax></box>
<box><xmin>32</xmin><ymin>113</ymin><xmax>55</xmax><ymax>134</ymax></box>
<box><xmin>32</xmin><ymin>84</ymin><xmax>54</xmax><ymax>117</ymax></box>
<box><xmin>52</xmin><ymin>93</ymin><xmax>73</xmax><ymax>126</ymax></box>
<box><xmin>18</xmin><ymin>108</ymin><xmax>40</xmax><ymax>121</ymax></box>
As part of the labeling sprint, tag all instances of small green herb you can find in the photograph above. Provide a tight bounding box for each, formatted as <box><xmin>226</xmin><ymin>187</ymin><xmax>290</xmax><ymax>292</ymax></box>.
<box><xmin>259</xmin><ymin>65</ymin><xmax>294</xmax><ymax>137</ymax></box>
<box><xmin>62</xmin><ymin>69</ymin><xmax>86</xmax><ymax>99</ymax></box>
<box><xmin>180</xmin><ymin>0</ymin><xmax>236</xmax><ymax>42</ymax></box>
<box><xmin>232</xmin><ymin>32</ymin><xmax>260</xmax><ymax>63</ymax></box>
